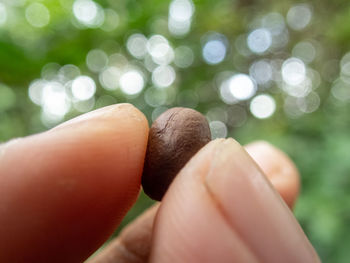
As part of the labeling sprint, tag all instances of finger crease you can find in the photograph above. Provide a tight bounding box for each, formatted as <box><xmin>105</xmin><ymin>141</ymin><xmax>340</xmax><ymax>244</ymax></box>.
<box><xmin>116</xmin><ymin>239</ymin><xmax>146</xmax><ymax>263</ymax></box>
<box><xmin>203</xmin><ymin>179</ymin><xmax>262</xmax><ymax>263</ymax></box>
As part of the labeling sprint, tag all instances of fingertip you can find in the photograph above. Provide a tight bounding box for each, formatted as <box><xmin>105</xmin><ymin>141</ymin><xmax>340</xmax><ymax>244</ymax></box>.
<box><xmin>244</xmin><ymin>141</ymin><xmax>300</xmax><ymax>208</ymax></box>
<box><xmin>203</xmin><ymin>139</ymin><xmax>318</xmax><ymax>263</ymax></box>
<box><xmin>52</xmin><ymin>103</ymin><xmax>148</xmax><ymax>132</ymax></box>
<box><xmin>150</xmin><ymin>140</ymin><xmax>259</xmax><ymax>263</ymax></box>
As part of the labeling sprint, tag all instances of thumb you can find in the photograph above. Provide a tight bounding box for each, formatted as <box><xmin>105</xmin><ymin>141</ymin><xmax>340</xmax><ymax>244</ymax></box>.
<box><xmin>0</xmin><ymin>104</ymin><xmax>149</xmax><ymax>263</ymax></box>
<box><xmin>150</xmin><ymin>139</ymin><xmax>319</xmax><ymax>263</ymax></box>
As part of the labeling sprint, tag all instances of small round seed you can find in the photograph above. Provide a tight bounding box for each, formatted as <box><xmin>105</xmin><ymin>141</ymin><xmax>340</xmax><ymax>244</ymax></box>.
<box><xmin>142</xmin><ymin>107</ymin><xmax>211</xmax><ymax>201</ymax></box>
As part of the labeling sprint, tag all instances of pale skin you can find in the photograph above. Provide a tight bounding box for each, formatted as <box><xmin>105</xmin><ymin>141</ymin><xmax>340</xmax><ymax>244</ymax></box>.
<box><xmin>0</xmin><ymin>104</ymin><xmax>320</xmax><ymax>263</ymax></box>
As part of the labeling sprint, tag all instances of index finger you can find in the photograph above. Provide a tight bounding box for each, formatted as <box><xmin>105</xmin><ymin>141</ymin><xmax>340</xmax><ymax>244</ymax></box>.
<box><xmin>0</xmin><ymin>104</ymin><xmax>149</xmax><ymax>263</ymax></box>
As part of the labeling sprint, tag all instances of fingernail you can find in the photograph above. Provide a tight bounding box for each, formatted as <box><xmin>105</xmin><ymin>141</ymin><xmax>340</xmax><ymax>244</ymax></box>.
<box><xmin>205</xmin><ymin>138</ymin><xmax>289</xmax><ymax>212</ymax></box>
<box><xmin>205</xmin><ymin>138</ymin><xmax>273</xmax><ymax>206</ymax></box>
<box><xmin>205</xmin><ymin>138</ymin><xmax>320</xmax><ymax>262</ymax></box>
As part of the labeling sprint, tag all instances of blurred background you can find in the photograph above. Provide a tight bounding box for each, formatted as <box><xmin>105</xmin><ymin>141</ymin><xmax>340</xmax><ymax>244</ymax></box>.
<box><xmin>0</xmin><ymin>0</ymin><xmax>349</xmax><ymax>261</ymax></box>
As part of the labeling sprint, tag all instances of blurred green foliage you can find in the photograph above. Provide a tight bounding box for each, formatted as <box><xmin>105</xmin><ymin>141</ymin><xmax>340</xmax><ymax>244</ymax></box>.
<box><xmin>1</xmin><ymin>0</ymin><xmax>350</xmax><ymax>262</ymax></box>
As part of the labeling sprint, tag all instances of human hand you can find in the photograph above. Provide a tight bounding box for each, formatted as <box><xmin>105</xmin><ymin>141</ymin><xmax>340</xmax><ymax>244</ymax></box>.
<box><xmin>0</xmin><ymin>104</ymin><xmax>320</xmax><ymax>262</ymax></box>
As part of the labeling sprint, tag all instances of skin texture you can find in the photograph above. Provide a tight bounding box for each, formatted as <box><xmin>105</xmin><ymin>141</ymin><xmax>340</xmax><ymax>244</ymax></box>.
<box><xmin>0</xmin><ymin>104</ymin><xmax>149</xmax><ymax>263</ymax></box>
<box><xmin>0</xmin><ymin>104</ymin><xmax>320</xmax><ymax>263</ymax></box>
<box><xmin>245</xmin><ymin>141</ymin><xmax>300</xmax><ymax>208</ymax></box>
<box><xmin>150</xmin><ymin>139</ymin><xmax>319</xmax><ymax>263</ymax></box>
<box><xmin>89</xmin><ymin>141</ymin><xmax>303</xmax><ymax>263</ymax></box>
<box><xmin>89</xmin><ymin>204</ymin><xmax>160</xmax><ymax>263</ymax></box>
<box><xmin>142</xmin><ymin>107</ymin><xmax>211</xmax><ymax>201</ymax></box>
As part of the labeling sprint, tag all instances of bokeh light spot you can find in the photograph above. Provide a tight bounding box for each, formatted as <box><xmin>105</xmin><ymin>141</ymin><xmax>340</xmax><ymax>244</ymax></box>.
<box><xmin>287</xmin><ymin>4</ymin><xmax>312</xmax><ymax>31</ymax></box>
<box><xmin>247</xmin><ymin>28</ymin><xmax>272</xmax><ymax>54</ymax></box>
<box><xmin>174</xmin><ymin>46</ymin><xmax>194</xmax><ymax>68</ymax></box>
<box><xmin>297</xmin><ymin>91</ymin><xmax>320</xmax><ymax>113</ymax></box>
<box><xmin>168</xmin><ymin>17</ymin><xmax>191</xmax><ymax>36</ymax></box>
<box><xmin>169</xmin><ymin>0</ymin><xmax>194</xmax><ymax>22</ymax></box>
<box><xmin>292</xmin><ymin>41</ymin><xmax>316</xmax><ymax>64</ymax></box>
<box><xmin>210</xmin><ymin>121</ymin><xmax>227</xmax><ymax>139</ymax></box>
<box><xmin>59</xmin><ymin>64</ymin><xmax>81</xmax><ymax>81</ymax></box>
<box><xmin>228</xmin><ymin>74</ymin><xmax>256</xmax><ymax>101</ymax></box>
<box><xmin>282</xmin><ymin>58</ymin><xmax>306</xmax><ymax>85</ymax></box>
<box><xmin>206</xmin><ymin>107</ymin><xmax>228</xmax><ymax>123</ymax></box>
<box><xmin>41</xmin><ymin>81</ymin><xmax>70</xmax><ymax>121</ymax></box>
<box><xmin>72</xmin><ymin>76</ymin><xmax>96</xmax><ymax>101</ymax></box>
<box><xmin>120</xmin><ymin>70</ymin><xmax>144</xmax><ymax>95</ymax></box>
<box><xmin>127</xmin><ymin>33</ymin><xmax>148</xmax><ymax>59</ymax></box>
<box><xmin>202</xmin><ymin>39</ymin><xmax>227</xmax><ymax>65</ymax></box>
<box><xmin>249</xmin><ymin>60</ymin><xmax>273</xmax><ymax>85</ymax></box>
<box><xmin>219</xmin><ymin>78</ymin><xmax>238</xmax><ymax>104</ymax></box>
<box><xmin>41</xmin><ymin>63</ymin><xmax>61</xmax><ymax>80</ymax></box>
<box><xmin>147</xmin><ymin>35</ymin><xmax>174</xmax><ymax>65</ymax></box>
<box><xmin>168</xmin><ymin>0</ymin><xmax>194</xmax><ymax>36</ymax></box>
<box><xmin>29</xmin><ymin>79</ymin><xmax>47</xmax><ymax>105</ymax></box>
<box><xmin>250</xmin><ymin>94</ymin><xmax>276</xmax><ymax>119</ymax></box>
<box><xmin>86</xmin><ymin>49</ymin><xmax>108</xmax><ymax>73</ymax></box>
<box><xmin>331</xmin><ymin>79</ymin><xmax>350</xmax><ymax>101</ymax></box>
<box><xmin>144</xmin><ymin>87</ymin><xmax>167</xmax><ymax>107</ymax></box>
<box><xmin>282</xmin><ymin>78</ymin><xmax>312</xmax><ymax>98</ymax></box>
<box><xmin>101</xmin><ymin>9</ymin><xmax>119</xmax><ymax>32</ymax></box>
<box><xmin>99</xmin><ymin>66</ymin><xmax>120</xmax><ymax>91</ymax></box>
<box><xmin>25</xmin><ymin>3</ymin><xmax>50</xmax><ymax>28</ymax></box>
<box><xmin>73</xmin><ymin>0</ymin><xmax>104</xmax><ymax>28</ymax></box>
<box><xmin>262</xmin><ymin>12</ymin><xmax>285</xmax><ymax>36</ymax></box>
<box><xmin>152</xmin><ymin>65</ymin><xmax>176</xmax><ymax>88</ymax></box>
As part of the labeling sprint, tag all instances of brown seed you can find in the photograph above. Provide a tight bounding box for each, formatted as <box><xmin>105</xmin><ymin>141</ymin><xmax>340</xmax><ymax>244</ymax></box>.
<box><xmin>142</xmin><ymin>107</ymin><xmax>211</xmax><ymax>201</ymax></box>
